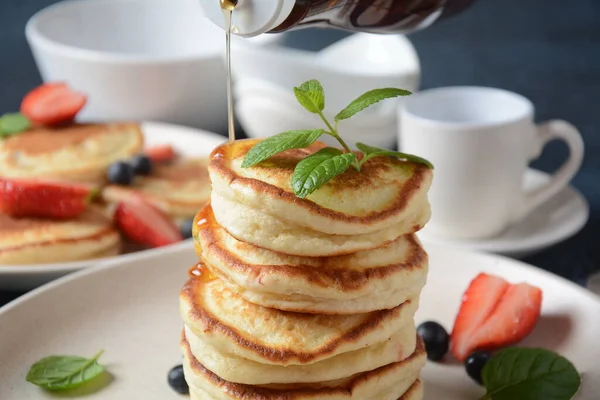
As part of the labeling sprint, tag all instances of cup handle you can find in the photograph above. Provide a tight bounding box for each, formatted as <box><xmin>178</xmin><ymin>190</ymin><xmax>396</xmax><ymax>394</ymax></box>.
<box><xmin>515</xmin><ymin>120</ymin><xmax>584</xmax><ymax>220</ymax></box>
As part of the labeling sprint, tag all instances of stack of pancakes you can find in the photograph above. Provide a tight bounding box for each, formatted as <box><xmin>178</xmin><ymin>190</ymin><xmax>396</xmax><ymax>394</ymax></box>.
<box><xmin>180</xmin><ymin>140</ymin><xmax>433</xmax><ymax>399</ymax></box>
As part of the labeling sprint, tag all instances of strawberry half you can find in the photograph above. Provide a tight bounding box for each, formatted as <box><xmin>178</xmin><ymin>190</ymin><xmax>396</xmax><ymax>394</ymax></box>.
<box><xmin>451</xmin><ymin>273</ymin><xmax>542</xmax><ymax>361</ymax></box>
<box><xmin>21</xmin><ymin>82</ymin><xmax>87</xmax><ymax>126</ymax></box>
<box><xmin>114</xmin><ymin>195</ymin><xmax>182</xmax><ymax>248</ymax></box>
<box><xmin>0</xmin><ymin>178</ymin><xmax>95</xmax><ymax>219</ymax></box>
<box><xmin>145</xmin><ymin>144</ymin><xmax>177</xmax><ymax>163</ymax></box>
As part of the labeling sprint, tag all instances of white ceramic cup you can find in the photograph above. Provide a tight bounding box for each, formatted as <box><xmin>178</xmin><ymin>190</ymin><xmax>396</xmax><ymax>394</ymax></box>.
<box><xmin>399</xmin><ymin>86</ymin><xmax>584</xmax><ymax>240</ymax></box>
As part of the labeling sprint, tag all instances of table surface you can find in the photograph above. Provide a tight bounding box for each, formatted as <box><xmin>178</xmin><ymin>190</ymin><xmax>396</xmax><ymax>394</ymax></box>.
<box><xmin>1</xmin><ymin>0</ymin><xmax>599</xmax><ymax>307</ymax></box>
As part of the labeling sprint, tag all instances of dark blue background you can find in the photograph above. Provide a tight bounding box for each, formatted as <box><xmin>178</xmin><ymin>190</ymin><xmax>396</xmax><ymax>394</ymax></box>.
<box><xmin>0</xmin><ymin>0</ymin><xmax>598</xmax><ymax>304</ymax></box>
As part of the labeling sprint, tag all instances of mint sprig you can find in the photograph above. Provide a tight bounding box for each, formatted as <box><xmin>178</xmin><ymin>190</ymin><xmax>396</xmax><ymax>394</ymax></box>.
<box><xmin>292</xmin><ymin>148</ymin><xmax>357</xmax><ymax>198</ymax></box>
<box><xmin>335</xmin><ymin>88</ymin><xmax>411</xmax><ymax>121</ymax></box>
<box><xmin>241</xmin><ymin>129</ymin><xmax>324</xmax><ymax>168</ymax></box>
<box><xmin>242</xmin><ymin>79</ymin><xmax>433</xmax><ymax>198</ymax></box>
<box><xmin>26</xmin><ymin>350</ymin><xmax>107</xmax><ymax>391</ymax></box>
<box><xmin>0</xmin><ymin>112</ymin><xmax>31</xmax><ymax>138</ymax></box>
<box><xmin>356</xmin><ymin>142</ymin><xmax>434</xmax><ymax>169</ymax></box>
<box><xmin>293</xmin><ymin>80</ymin><xmax>325</xmax><ymax>113</ymax></box>
<box><xmin>480</xmin><ymin>348</ymin><xmax>581</xmax><ymax>400</ymax></box>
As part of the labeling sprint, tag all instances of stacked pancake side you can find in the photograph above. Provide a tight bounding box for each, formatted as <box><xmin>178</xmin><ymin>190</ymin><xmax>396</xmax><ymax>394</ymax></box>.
<box><xmin>181</xmin><ymin>139</ymin><xmax>433</xmax><ymax>400</ymax></box>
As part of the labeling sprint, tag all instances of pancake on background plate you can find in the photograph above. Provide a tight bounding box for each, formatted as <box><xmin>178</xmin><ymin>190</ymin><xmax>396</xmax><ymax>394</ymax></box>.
<box><xmin>0</xmin><ymin>206</ymin><xmax>120</xmax><ymax>265</ymax></box>
<box><xmin>102</xmin><ymin>158</ymin><xmax>210</xmax><ymax>221</ymax></box>
<box><xmin>0</xmin><ymin>123</ymin><xmax>143</xmax><ymax>184</ymax></box>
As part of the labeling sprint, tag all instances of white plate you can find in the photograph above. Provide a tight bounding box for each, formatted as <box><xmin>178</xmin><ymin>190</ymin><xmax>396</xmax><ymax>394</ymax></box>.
<box><xmin>0</xmin><ymin>243</ymin><xmax>598</xmax><ymax>400</ymax></box>
<box><xmin>0</xmin><ymin>121</ymin><xmax>225</xmax><ymax>291</ymax></box>
<box><xmin>419</xmin><ymin>169</ymin><xmax>589</xmax><ymax>259</ymax></box>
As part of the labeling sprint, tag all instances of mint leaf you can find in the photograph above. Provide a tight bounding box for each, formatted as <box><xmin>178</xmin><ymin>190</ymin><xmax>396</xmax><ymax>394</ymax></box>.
<box><xmin>356</xmin><ymin>142</ymin><xmax>433</xmax><ymax>169</ymax></box>
<box><xmin>292</xmin><ymin>147</ymin><xmax>356</xmax><ymax>198</ymax></box>
<box><xmin>335</xmin><ymin>88</ymin><xmax>411</xmax><ymax>121</ymax></box>
<box><xmin>293</xmin><ymin>79</ymin><xmax>325</xmax><ymax>113</ymax></box>
<box><xmin>26</xmin><ymin>350</ymin><xmax>106</xmax><ymax>391</ymax></box>
<box><xmin>241</xmin><ymin>129</ymin><xmax>324</xmax><ymax>168</ymax></box>
<box><xmin>480</xmin><ymin>348</ymin><xmax>581</xmax><ymax>400</ymax></box>
<box><xmin>0</xmin><ymin>112</ymin><xmax>31</xmax><ymax>138</ymax></box>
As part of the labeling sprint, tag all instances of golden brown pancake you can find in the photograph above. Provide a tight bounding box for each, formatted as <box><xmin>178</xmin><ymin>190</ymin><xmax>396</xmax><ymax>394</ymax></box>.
<box><xmin>0</xmin><ymin>123</ymin><xmax>144</xmax><ymax>183</ymax></box>
<box><xmin>208</xmin><ymin>139</ymin><xmax>432</xmax><ymax>256</ymax></box>
<box><xmin>182</xmin><ymin>330</ymin><xmax>425</xmax><ymax>400</ymax></box>
<box><xmin>193</xmin><ymin>204</ymin><xmax>428</xmax><ymax>314</ymax></box>
<box><xmin>102</xmin><ymin>158</ymin><xmax>210</xmax><ymax>218</ymax></box>
<box><xmin>0</xmin><ymin>207</ymin><xmax>120</xmax><ymax>265</ymax></box>
<box><xmin>180</xmin><ymin>275</ymin><xmax>418</xmax><ymax>368</ymax></box>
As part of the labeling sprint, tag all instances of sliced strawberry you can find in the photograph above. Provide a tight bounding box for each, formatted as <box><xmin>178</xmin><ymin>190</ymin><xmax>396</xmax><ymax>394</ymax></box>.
<box><xmin>145</xmin><ymin>144</ymin><xmax>177</xmax><ymax>163</ymax></box>
<box><xmin>466</xmin><ymin>283</ymin><xmax>542</xmax><ymax>352</ymax></box>
<box><xmin>21</xmin><ymin>82</ymin><xmax>87</xmax><ymax>126</ymax></box>
<box><xmin>450</xmin><ymin>273</ymin><xmax>510</xmax><ymax>361</ymax></box>
<box><xmin>0</xmin><ymin>178</ymin><xmax>95</xmax><ymax>219</ymax></box>
<box><xmin>114</xmin><ymin>195</ymin><xmax>182</xmax><ymax>248</ymax></box>
<box><xmin>451</xmin><ymin>273</ymin><xmax>543</xmax><ymax>361</ymax></box>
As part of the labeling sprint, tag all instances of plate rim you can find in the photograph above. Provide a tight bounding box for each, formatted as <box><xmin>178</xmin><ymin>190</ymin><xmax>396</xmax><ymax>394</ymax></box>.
<box><xmin>0</xmin><ymin>121</ymin><xmax>225</xmax><ymax>276</ymax></box>
<box><xmin>2</xmin><ymin>241</ymin><xmax>599</xmax><ymax>316</ymax></box>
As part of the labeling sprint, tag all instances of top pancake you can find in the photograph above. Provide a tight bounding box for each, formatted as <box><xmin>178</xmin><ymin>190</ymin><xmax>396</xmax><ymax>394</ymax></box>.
<box><xmin>102</xmin><ymin>158</ymin><xmax>210</xmax><ymax>218</ymax></box>
<box><xmin>0</xmin><ymin>123</ymin><xmax>143</xmax><ymax>183</ymax></box>
<box><xmin>209</xmin><ymin>139</ymin><xmax>432</xmax><ymax>256</ymax></box>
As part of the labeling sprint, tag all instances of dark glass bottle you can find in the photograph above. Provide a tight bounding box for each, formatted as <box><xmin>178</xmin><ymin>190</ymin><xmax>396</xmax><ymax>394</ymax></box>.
<box><xmin>271</xmin><ymin>0</ymin><xmax>478</xmax><ymax>35</ymax></box>
<box><xmin>199</xmin><ymin>0</ymin><xmax>478</xmax><ymax>38</ymax></box>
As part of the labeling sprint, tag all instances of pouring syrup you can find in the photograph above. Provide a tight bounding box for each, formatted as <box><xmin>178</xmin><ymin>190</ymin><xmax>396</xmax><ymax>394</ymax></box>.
<box><xmin>219</xmin><ymin>0</ymin><xmax>238</xmax><ymax>143</ymax></box>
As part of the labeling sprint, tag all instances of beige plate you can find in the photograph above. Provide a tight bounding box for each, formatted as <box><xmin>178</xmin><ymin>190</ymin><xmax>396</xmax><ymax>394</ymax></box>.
<box><xmin>0</xmin><ymin>121</ymin><xmax>225</xmax><ymax>291</ymax></box>
<box><xmin>0</xmin><ymin>243</ymin><xmax>599</xmax><ymax>399</ymax></box>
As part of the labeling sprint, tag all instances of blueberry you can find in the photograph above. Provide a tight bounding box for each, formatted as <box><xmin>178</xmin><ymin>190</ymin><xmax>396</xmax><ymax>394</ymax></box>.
<box><xmin>167</xmin><ymin>364</ymin><xmax>189</xmax><ymax>395</ymax></box>
<box><xmin>107</xmin><ymin>161</ymin><xmax>135</xmax><ymax>185</ymax></box>
<box><xmin>417</xmin><ymin>321</ymin><xmax>449</xmax><ymax>361</ymax></box>
<box><xmin>465</xmin><ymin>351</ymin><xmax>491</xmax><ymax>385</ymax></box>
<box><xmin>130</xmin><ymin>154</ymin><xmax>153</xmax><ymax>175</ymax></box>
<box><xmin>180</xmin><ymin>218</ymin><xmax>195</xmax><ymax>239</ymax></box>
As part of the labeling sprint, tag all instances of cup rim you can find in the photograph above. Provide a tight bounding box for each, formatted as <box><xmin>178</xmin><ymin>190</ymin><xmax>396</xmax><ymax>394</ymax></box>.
<box><xmin>401</xmin><ymin>86</ymin><xmax>534</xmax><ymax>129</ymax></box>
<box><xmin>24</xmin><ymin>0</ymin><xmax>275</xmax><ymax>65</ymax></box>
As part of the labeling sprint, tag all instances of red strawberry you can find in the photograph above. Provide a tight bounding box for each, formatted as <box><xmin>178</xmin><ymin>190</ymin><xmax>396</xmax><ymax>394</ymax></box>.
<box><xmin>114</xmin><ymin>195</ymin><xmax>182</xmax><ymax>248</ymax></box>
<box><xmin>0</xmin><ymin>178</ymin><xmax>96</xmax><ymax>219</ymax></box>
<box><xmin>451</xmin><ymin>273</ymin><xmax>542</xmax><ymax>361</ymax></box>
<box><xmin>145</xmin><ymin>144</ymin><xmax>177</xmax><ymax>163</ymax></box>
<box><xmin>21</xmin><ymin>82</ymin><xmax>87</xmax><ymax>126</ymax></box>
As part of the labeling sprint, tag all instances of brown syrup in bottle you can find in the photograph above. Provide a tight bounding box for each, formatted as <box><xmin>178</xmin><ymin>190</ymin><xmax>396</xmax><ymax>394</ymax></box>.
<box><xmin>270</xmin><ymin>0</ymin><xmax>477</xmax><ymax>35</ymax></box>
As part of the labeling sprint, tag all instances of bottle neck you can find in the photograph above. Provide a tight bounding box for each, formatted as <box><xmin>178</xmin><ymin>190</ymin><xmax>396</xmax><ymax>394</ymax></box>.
<box><xmin>198</xmin><ymin>0</ymin><xmax>296</xmax><ymax>38</ymax></box>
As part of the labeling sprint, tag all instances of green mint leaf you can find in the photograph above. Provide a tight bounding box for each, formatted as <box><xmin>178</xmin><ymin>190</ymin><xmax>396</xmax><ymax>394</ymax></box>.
<box><xmin>293</xmin><ymin>79</ymin><xmax>325</xmax><ymax>114</ymax></box>
<box><xmin>355</xmin><ymin>142</ymin><xmax>433</xmax><ymax>169</ymax></box>
<box><xmin>292</xmin><ymin>147</ymin><xmax>357</xmax><ymax>198</ymax></box>
<box><xmin>335</xmin><ymin>88</ymin><xmax>411</xmax><ymax>121</ymax></box>
<box><xmin>480</xmin><ymin>348</ymin><xmax>581</xmax><ymax>400</ymax></box>
<box><xmin>0</xmin><ymin>112</ymin><xmax>31</xmax><ymax>138</ymax></box>
<box><xmin>26</xmin><ymin>350</ymin><xmax>106</xmax><ymax>391</ymax></box>
<box><xmin>241</xmin><ymin>129</ymin><xmax>325</xmax><ymax>168</ymax></box>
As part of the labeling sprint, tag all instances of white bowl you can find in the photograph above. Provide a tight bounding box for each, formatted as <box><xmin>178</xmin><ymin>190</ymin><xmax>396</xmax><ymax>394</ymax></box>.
<box><xmin>232</xmin><ymin>33</ymin><xmax>420</xmax><ymax>111</ymax></box>
<box><xmin>234</xmin><ymin>80</ymin><xmax>400</xmax><ymax>149</ymax></box>
<box><xmin>232</xmin><ymin>33</ymin><xmax>420</xmax><ymax>148</ymax></box>
<box><xmin>25</xmin><ymin>0</ymin><xmax>282</xmax><ymax>133</ymax></box>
